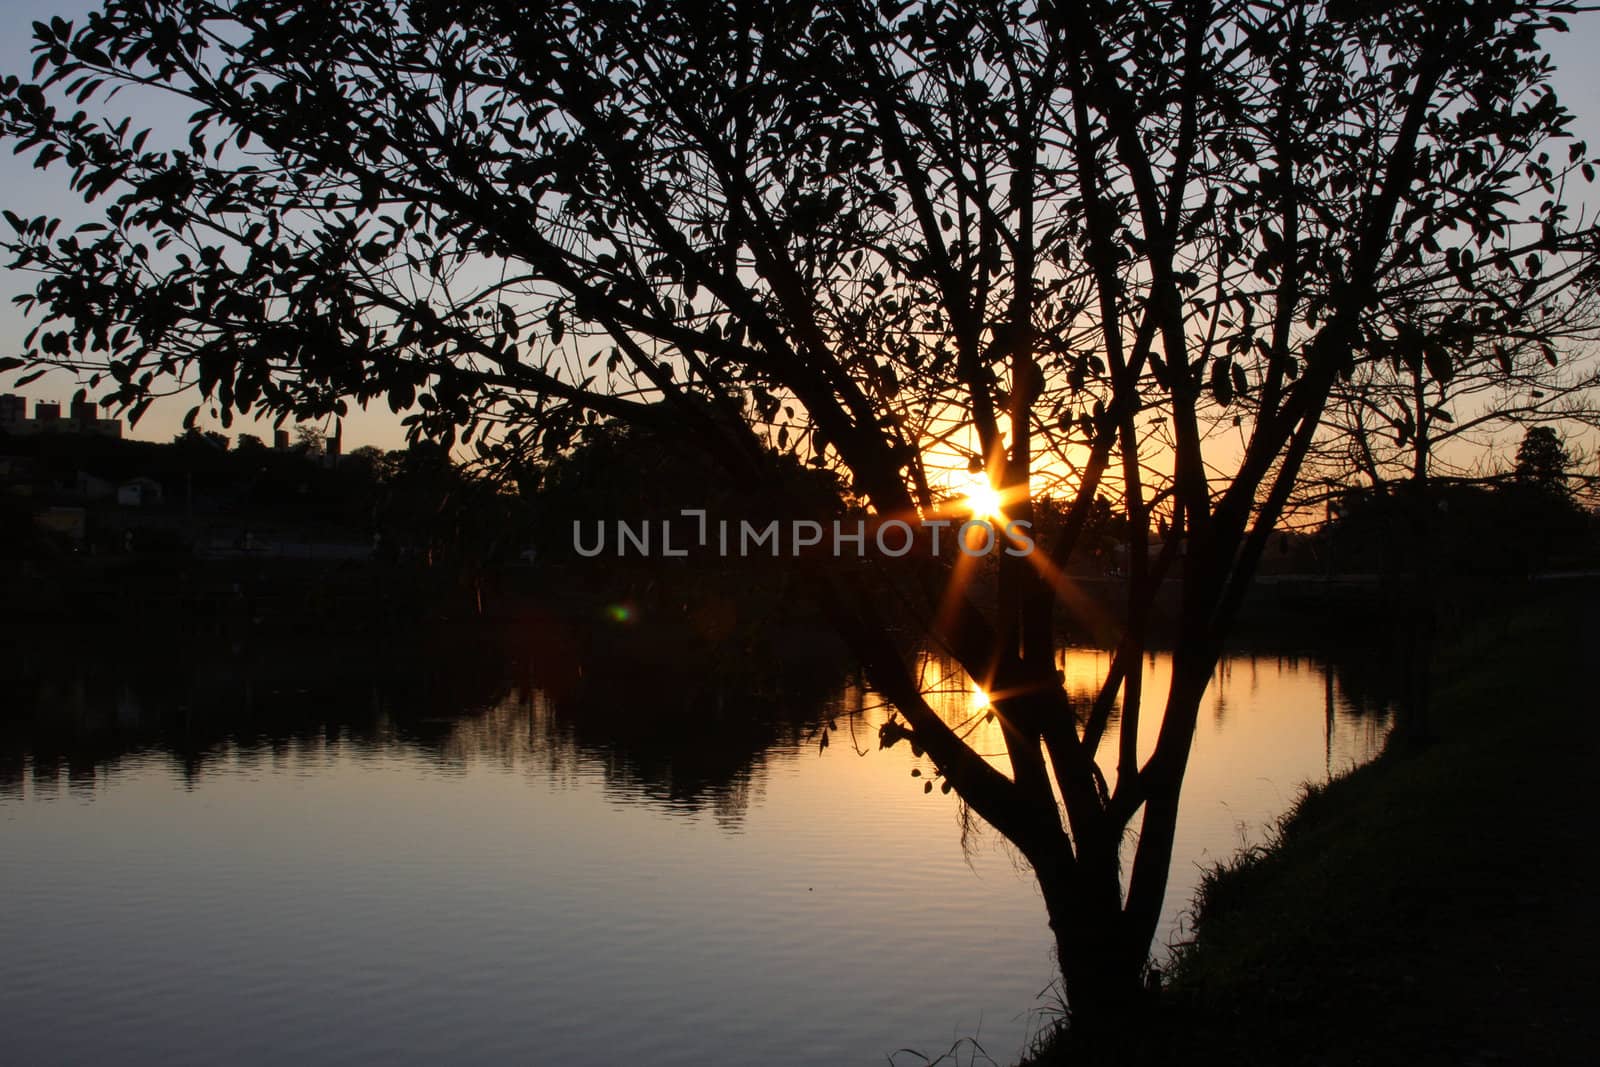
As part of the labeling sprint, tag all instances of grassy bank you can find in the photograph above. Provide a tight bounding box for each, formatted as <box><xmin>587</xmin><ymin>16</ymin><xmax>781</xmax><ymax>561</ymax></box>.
<box><xmin>1027</xmin><ymin>580</ymin><xmax>1600</xmax><ymax>1066</ymax></box>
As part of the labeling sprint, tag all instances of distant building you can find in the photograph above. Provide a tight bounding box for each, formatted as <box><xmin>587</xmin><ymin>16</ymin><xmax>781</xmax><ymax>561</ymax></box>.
<box><xmin>70</xmin><ymin>400</ymin><xmax>122</xmax><ymax>437</ymax></box>
<box><xmin>0</xmin><ymin>453</ymin><xmax>33</xmax><ymax>486</ymax></box>
<box><xmin>35</xmin><ymin>505</ymin><xmax>87</xmax><ymax>547</ymax></box>
<box><xmin>0</xmin><ymin>393</ymin><xmax>122</xmax><ymax>438</ymax></box>
<box><xmin>74</xmin><ymin>472</ymin><xmax>116</xmax><ymax>501</ymax></box>
<box><xmin>116</xmin><ymin>477</ymin><xmax>164</xmax><ymax>508</ymax></box>
<box><xmin>0</xmin><ymin>393</ymin><xmax>24</xmax><ymax>432</ymax></box>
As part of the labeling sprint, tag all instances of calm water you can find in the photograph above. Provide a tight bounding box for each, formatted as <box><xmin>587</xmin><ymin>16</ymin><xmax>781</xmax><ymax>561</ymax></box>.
<box><xmin>0</xmin><ymin>633</ymin><xmax>1391</xmax><ymax>1066</ymax></box>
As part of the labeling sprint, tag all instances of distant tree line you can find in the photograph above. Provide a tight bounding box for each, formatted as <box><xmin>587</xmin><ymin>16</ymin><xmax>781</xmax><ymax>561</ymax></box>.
<box><xmin>1321</xmin><ymin>426</ymin><xmax>1596</xmax><ymax>578</ymax></box>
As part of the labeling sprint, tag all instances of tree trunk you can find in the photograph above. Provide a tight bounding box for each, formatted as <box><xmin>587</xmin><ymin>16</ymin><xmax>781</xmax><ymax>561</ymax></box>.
<box><xmin>1398</xmin><ymin>380</ymin><xmax>1435</xmax><ymax>746</ymax></box>
<box><xmin>1035</xmin><ymin>842</ymin><xmax>1146</xmax><ymax>1036</ymax></box>
<box><xmin>1399</xmin><ymin>470</ymin><xmax>1435</xmax><ymax>747</ymax></box>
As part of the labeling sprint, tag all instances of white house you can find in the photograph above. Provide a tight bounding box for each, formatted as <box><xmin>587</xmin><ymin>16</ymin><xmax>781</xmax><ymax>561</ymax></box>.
<box><xmin>116</xmin><ymin>477</ymin><xmax>164</xmax><ymax>508</ymax></box>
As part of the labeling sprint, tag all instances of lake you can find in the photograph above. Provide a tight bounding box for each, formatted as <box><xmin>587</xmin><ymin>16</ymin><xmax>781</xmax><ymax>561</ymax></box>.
<box><xmin>0</xmin><ymin>629</ymin><xmax>1391</xmax><ymax>1065</ymax></box>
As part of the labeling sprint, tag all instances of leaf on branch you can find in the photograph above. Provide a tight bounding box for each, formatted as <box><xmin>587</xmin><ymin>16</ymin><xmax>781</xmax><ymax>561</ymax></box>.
<box><xmin>1210</xmin><ymin>358</ymin><xmax>1235</xmax><ymax>406</ymax></box>
<box><xmin>1423</xmin><ymin>344</ymin><xmax>1454</xmax><ymax>385</ymax></box>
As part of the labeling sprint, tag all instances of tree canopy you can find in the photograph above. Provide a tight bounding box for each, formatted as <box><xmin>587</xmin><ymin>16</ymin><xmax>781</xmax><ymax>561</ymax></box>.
<box><xmin>1516</xmin><ymin>423</ymin><xmax>1576</xmax><ymax>490</ymax></box>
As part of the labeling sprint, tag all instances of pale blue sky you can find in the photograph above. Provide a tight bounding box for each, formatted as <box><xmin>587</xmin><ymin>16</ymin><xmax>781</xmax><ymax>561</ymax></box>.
<box><xmin>2</xmin><ymin>1</ymin><xmax>1599</xmax><ymax>455</ymax></box>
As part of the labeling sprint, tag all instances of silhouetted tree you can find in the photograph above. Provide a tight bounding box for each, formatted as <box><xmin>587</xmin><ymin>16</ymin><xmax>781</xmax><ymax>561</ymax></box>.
<box><xmin>292</xmin><ymin>423</ymin><xmax>326</xmax><ymax>455</ymax></box>
<box><xmin>535</xmin><ymin>417</ymin><xmax>849</xmax><ymax>553</ymax></box>
<box><xmin>1304</xmin><ymin>265</ymin><xmax>1600</xmax><ymax>502</ymax></box>
<box><xmin>340</xmin><ymin>443</ymin><xmax>389</xmax><ymax>482</ymax></box>
<box><xmin>3</xmin><ymin>0</ymin><xmax>1596</xmax><ymax>1031</ymax></box>
<box><xmin>1515</xmin><ymin>425</ymin><xmax>1575</xmax><ymax>494</ymax></box>
<box><xmin>170</xmin><ymin>426</ymin><xmax>228</xmax><ymax>451</ymax></box>
<box><xmin>1291</xmin><ymin>249</ymin><xmax>1599</xmax><ymax>742</ymax></box>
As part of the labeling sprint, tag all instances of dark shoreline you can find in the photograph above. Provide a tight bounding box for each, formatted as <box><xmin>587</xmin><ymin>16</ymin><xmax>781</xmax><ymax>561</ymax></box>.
<box><xmin>1023</xmin><ymin>577</ymin><xmax>1600</xmax><ymax>1066</ymax></box>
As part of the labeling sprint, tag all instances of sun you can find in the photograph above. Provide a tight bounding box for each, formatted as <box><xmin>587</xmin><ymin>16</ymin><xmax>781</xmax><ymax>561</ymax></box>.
<box><xmin>963</xmin><ymin>473</ymin><xmax>1005</xmax><ymax>520</ymax></box>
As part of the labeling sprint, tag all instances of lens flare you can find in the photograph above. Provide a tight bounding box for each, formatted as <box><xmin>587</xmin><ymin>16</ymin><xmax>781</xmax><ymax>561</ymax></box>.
<box><xmin>963</xmin><ymin>473</ymin><xmax>1005</xmax><ymax>520</ymax></box>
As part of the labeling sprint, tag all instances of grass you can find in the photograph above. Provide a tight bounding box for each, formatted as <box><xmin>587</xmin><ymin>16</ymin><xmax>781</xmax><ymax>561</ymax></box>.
<box><xmin>1024</xmin><ymin>581</ymin><xmax>1600</xmax><ymax>1065</ymax></box>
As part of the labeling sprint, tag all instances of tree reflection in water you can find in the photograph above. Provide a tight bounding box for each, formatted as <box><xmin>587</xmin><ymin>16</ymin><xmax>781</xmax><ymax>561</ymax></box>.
<box><xmin>2</xmin><ymin>619</ymin><xmax>1396</xmax><ymax>834</ymax></box>
<box><xmin>0</xmin><ymin>617</ymin><xmax>857</xmax><ymax>826</ymax></box>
